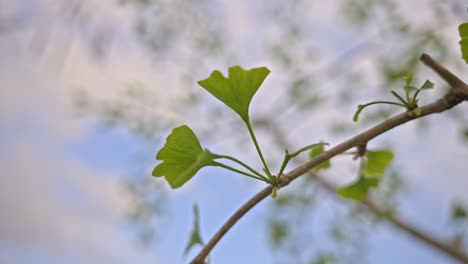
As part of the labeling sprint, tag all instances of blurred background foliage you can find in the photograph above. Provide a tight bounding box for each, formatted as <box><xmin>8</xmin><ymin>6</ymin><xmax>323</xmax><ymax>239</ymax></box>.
<box><xmin>17</xmin><ymin>0</ymin><xmax>468</xmax><ymax>262</ymax></box>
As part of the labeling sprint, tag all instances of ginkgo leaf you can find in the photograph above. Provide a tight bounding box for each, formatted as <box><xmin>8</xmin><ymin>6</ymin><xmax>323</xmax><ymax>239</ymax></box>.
<box><xmin>452</xmin><ymin>203</ymin><xmax>467</xmax><ymax>220</ymax></box>
<box><xmin>198</xmin><ymin>66</ymin><xmax>270</xmax><ymax>122</ymax></box>
<box><xmin>152</xmin><ymin>125</ymin><xmax>216</xmax><ymax>188</ymax></box>
<box><xmin>309</xmin><ymin>144</ymin><xmax>331</xmax><ymax>171</ymax></box>
<box><xmin>184</xmin><ymin>204</ymin><xmax>205</xmax><ymax>256</ymax></box>
<box><xmin>402</xmin><ymin>72</ymin><xmax>413</xmax><ymax>85</ymax></box>
<box><xmin>458</xmin><ymin>23</ymin><xmax>468</xmax><ymax>64</ymax></box>
<box><xmin>403</xmin><ymin>85</ymin><xmax>418</xmax><ymax>93</ymax></box>
<box><xmin>337</xmin><ymin>177</ymin><xmax>379</xmax><ymax>201</ymax></box>
<box><xmin>420</xmin><ymin>80</ymin><xmax>434</xmax><ymax>90</ymax></box>
<box><xmin>362</xmin><ymin>150</ymin><xmax>394</xmax><ymax>179</ymax></box>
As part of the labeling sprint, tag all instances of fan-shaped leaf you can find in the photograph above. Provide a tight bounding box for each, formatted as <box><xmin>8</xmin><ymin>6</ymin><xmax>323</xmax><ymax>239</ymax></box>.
<box><xmin>309</xmin><ymin>144</ymin><xmax>331</xmax><ymax>171</ymax></box>
<box><xmin>198</xmin><ymin>66</ymin><xmax>270</xmax><ymax>122</ymax></box>
<box><xmin>402</xmin><ymin>73</ymin><xmax>413</xmax><ymax>85</ymax></box>
<box><xmin>362</xmin><ymin>150</ymin><xmax>394</xmax><ymax>179</ymax></box>
<box><xmin>337</xmin><ymin>177</ymin><xmax>379</xmax><ymax>201</ymax></box>
<box><xmin>152</xmin><ymin>125</ymin><xmax>216</xmax><ymax>188</ymax></box>
<box><xmin>420</xmin><ymin>80</ymin><xmax>434</xmax><ymax>90</ymax></box>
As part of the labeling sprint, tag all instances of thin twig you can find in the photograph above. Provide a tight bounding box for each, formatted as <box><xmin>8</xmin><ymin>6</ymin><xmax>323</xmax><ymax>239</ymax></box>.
<box><xmin>189</xmin><ymin>54</ymin><xmax>468</xmax><ymax>264</ymax></box>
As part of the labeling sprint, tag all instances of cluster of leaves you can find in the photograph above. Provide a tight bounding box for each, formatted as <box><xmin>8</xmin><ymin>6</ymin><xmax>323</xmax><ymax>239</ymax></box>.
<box><xmin>353</xmin><ymin>73</ymin><xmax>434</xmax><ymax>122</ymax></box>
<box><xmin>309</xmin><ymin>144</ymin><xmax>394</xmax><ymax>201</ymax></box>
<box><xmin>153</xmin><ymin>64</ymin><xmax>400</xmax><ymax>202</ymax></box>
<box><xmin>153</xmin><ymin>66</ymin><xmax>325</xmax><ymax>191</ymax></box>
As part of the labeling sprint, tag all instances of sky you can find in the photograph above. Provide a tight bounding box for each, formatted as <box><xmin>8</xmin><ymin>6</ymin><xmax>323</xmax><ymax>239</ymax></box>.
<box><xmin>1</xmin><ymin>0</ymin><xmax>468</xmax><ymax>264</ymax></box>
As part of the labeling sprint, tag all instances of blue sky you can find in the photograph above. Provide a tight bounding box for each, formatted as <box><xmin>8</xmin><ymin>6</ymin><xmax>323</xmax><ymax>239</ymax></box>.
<box><xmin>1</xmin><ymin>0</ymin><xmax>468</xmax><ymax>263</ymax></box>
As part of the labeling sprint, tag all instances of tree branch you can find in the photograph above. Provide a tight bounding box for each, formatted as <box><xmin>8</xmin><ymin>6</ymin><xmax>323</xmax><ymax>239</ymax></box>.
<box><xmin>189</xmin><ymin>54</ymin><xmax>468</xmax><ymax>264</ymax></box>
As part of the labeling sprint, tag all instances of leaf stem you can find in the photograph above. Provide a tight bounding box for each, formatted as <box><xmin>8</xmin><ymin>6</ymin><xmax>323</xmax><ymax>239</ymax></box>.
<box><xmin>213</xmin><ymin>154</ymin><xmax>266</xmax><ymax>179</ymax></box>
<box><xmin>390</xmin><ymin>91</ymin><xmax>408</xmax><ymax>106</ymax></box>
<box><xmin>245</xmin><ymin>120</ymin><xmax>274</xmax><ymax>182</ymax></box>
<box><xmin>277</xmin><ymin>143</ymin><xmax>327</xmax><ymax>178</ymax></box>
<box><xmin>277</xmin><ymin>151</ymin><xmax>290</xmax><ymax>180</ymax></box>
<box><xmin>353</xmin><ymin>101</ymin><xmax>407</xmax><ymax>121</ymax></box>
<box><xmin>213</xmin><ymin>162</ymin><xmax>272</xmax><ymax>183</ymax></box>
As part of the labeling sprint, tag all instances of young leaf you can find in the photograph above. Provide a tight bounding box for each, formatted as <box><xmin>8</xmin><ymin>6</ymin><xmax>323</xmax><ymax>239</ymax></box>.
<box><xmin>402</xmin><ymin>73</ymin><xmax>413</xmax><ymax>85</ymax></box>
<box><xmin>452</xmin><ymin>203</ymin><xmax>468</xmax><ymax>220</ymax></box>
<box><xmin>390</xmin><ymin>90</ymin><xmax>408</xmax><ymax>106</ymax></box>
<box><xmin>153</xmin><ymin>125</ymin><xmax>216</xmax><ymax>188</ymax></box>
<box><xmin>288</xmin><ymin>143</ymin><xmax>328</xmax><ymax>159</ymax></box>
<box><xmin>403</xmin><ymin>85</ymin><xmax>418</xmax><ymax>94</ymax></box>
<box><xmin>337</xmin><ymin>177</ymin><xmax>379</xmax><ymax>201</ymax></box>
<box><xmin>198</xmin><ymin>66</ymin><xmax>270</xmax><ymax>122</ymax></box>
<box><xmin>309</xmin><ymin>144</ymin><xmax>331</xmax><ymax>171</ymax></box>
<box><xmin>362</xmin><ymin>150</ymin><xmax>394</xmax><ymax>179</ymax></box>
<box><xmin>420</xmin><ymin>80</ymin><xmax>434</xmax><ymax>90</ymax></box>
<box><xmin>353</xmin><ymin>101</ymin><xmax>406</xmax><ymax>122</ymax></box>
<box><xmin>184</xmin><ymin>204</ymin><xmax>205</xmax><ymax>255</ymax></box>
<box><xmin>353</xmin><ymin>105</ymin><xmax>365</xmax><ymax>122</ymax></box>
<box><xmin>458</xmin><ymin>23</ymin><xmax>468</xmax><ymax>64</ymax></box>
<box><xmin>269</xmin><ymin>219</ymin><xmax>289</xmax><ymax>248</ymax></box>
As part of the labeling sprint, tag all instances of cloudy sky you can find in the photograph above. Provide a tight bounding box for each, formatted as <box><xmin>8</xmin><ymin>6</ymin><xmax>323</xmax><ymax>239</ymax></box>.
<box><xmin>1</xmin><ymin>0</ymin><xmax>468</xmax><ymax>264</ymax></box>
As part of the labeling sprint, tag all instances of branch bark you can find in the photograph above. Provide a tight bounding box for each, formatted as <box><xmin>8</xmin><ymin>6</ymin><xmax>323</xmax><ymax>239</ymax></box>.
<box><xmin>189</xmin><ymin>54</ymin><xmax>468</xmax><ymax>264</ymax></box>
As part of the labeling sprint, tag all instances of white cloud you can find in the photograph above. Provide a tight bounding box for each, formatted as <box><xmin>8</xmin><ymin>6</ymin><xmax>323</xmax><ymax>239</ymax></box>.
<box><xmin>0</xmin><ymin>133</ymin><xmax>168</xmax><ymax>263</ymax></box>
<box><xmin>0</xmin><ymin>1</ymin><xmax>175</xmax><ymax>262</ymax></box>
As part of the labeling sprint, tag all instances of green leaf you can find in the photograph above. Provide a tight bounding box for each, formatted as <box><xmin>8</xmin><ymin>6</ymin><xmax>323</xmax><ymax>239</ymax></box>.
<box><xmin>420</xmin><ymin>80</ymin><xmax>434</xmax><ymax>90</ymax></box>
<box><xmin>452</xmin><ymin>203</ymin><xmax>468</xmax><ymax>220</ymax></box>
<box><xmin>269</xmin><ymin>220</ymin><xmax>289</xmax><ymax>248</ymax></box>
<box><xmin>184</xmin><ymin>204</ymin><xmax>205</xmax><ymax>255</ymax></box>
<box><xmin>458</xmin><ymin>23</ymin><xmax>468</xmax><ymax>64</ymax></box>
<box><xmin>153</xmin><ymin>125</ymin><xmax>216</xmax><ymax>188</ymax></box>
<box><xmin>403</xmin><ymin>85</ymin><xmax>418</xmax><ymax>94</ymax></box>
<box><xmin>353</xmin><ymin>104</ymin><xmax>365</xmax><ymax>122</ymax></box>
<box><xmin>337</xmin><ymin>177</ymin><xmax>379</xmax><ymax>201</ymax></box>
<box><xmin>402</xmin><ymin>73</ymin><xmax>413</xmax><ymax>85</ymax></box>
<box><xmin>198</xmin><ymin>66</ymin><xmax>270</xmax><ymax>122</ymax></box>
<box><xmin>463</xmin><ymin>128</ymin><xmax>468</xmax><ymax>141</ymax></box>
<box><xmin>362</xmin><ymin>150</ymin><xmax>394</xmax><ymax>179</ymax></box>
<box><xmin>312</xmin><ymin>253</ymin><xmax>337</xmax><ymax>264</ymax></box>
<box><xmin>309</xmin><ymin>144</ymin><xmax>331</xmax><ymax>171</ymax></box>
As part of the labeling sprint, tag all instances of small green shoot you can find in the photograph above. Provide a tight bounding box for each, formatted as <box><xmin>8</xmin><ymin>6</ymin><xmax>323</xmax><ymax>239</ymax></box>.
<box><xmin>277</xmin><ymin>143</ymin><xmax>329</xmax><ymax>182</ymax></box>
<box><xmin>353</xmin><ymin>73</ymin><xmax>434</xmax><ymax>122</ymax></box>
<box><xmin>458</xmin><ymin>23</ymin><xmax>468</xmax><ymax>64</ymax></box>
<box><xmin>184</xmin><ymin>204</ymin><xmax>209</xmax><ymax>263</ymax></box>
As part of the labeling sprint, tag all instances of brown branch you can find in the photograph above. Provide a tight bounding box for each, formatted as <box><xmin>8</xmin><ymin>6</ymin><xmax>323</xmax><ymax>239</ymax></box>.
<box><xmin>189</xmin><ymin>53</ymin><xmax>468</xmax><ymax>264</ymax></box>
